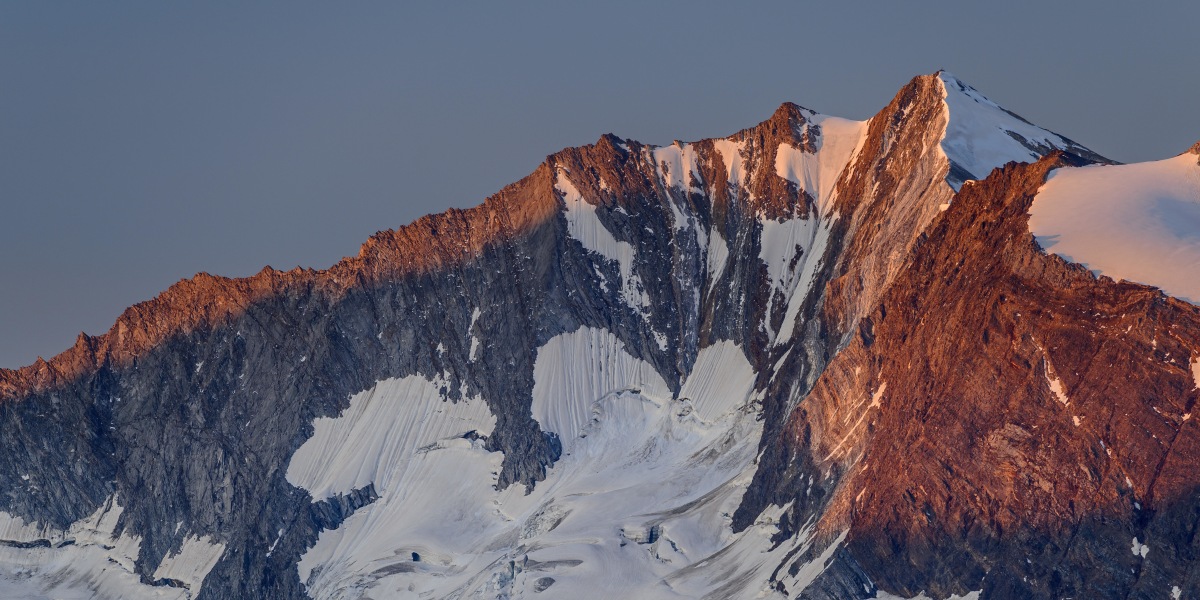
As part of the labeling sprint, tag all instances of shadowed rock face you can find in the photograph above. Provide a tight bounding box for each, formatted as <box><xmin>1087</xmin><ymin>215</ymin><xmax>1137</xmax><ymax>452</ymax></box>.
<box><xmin>0</xmin><ymin>72</ymin><xmax>1195</xmax><ymax>599</ymax></box>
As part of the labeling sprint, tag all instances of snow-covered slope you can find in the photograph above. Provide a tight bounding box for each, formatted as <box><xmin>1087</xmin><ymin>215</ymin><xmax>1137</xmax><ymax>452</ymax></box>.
<box><xmin>287</xmin><ymin>329</ymin><xmax>828</xmax><ymax>599</ymax></box>
<box><xmin>1030</xmin><ymin>151</ymin><xmax>1200</xmax><ymax>303</ymax></box>
<box><xmin>763</xmin><ymin>115</ymin><xmax>869</xmax><ymax>343</ymax></box>
<box><xmin>938</xmin><ymin>71</ymin><xmax>1099</xmax><ymax>189</ymax></box>
<box><xmin>0</xmin><ymin>496</ymin><xmax>198</xmax><ymax>600</ymax></box>
<box><xmin>774</xmin><ymin>114</ymin><xmax>870</xmax><ymax>216</ymax></box>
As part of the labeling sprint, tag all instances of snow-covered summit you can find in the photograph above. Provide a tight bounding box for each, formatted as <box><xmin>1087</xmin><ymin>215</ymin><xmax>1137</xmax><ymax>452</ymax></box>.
<box><xmin>937</xmin><ymin>71</ymin><xmax>1105</xmax><ymax>189</ymax></box>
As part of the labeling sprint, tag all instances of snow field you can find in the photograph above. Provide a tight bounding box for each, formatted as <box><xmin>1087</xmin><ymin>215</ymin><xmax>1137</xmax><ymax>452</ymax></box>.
<box><xmin>1030</xmin><ymin>153</ymin><xmax>1200</xmax><ymax>304</ymax></box>
<box><xmin>0</xmin><ymin>495</ymin><xmax>205</xmax><ymax>600</ymax></box>
<box><xmin>286</xmin><ymin>327</ymin><xmax>838</xmax><ymax>599</ymax></box>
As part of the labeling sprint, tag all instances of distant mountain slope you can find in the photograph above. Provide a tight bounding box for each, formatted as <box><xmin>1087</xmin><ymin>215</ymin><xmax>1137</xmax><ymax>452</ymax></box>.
<box><xmin>1</xmin><ymin>72</ymin><xmax>1196</xmax><ymax>600</ymax></box>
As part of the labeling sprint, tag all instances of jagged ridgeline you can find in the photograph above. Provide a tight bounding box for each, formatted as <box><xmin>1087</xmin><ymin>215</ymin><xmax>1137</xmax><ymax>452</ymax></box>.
<box><xmin>1</xmin><ymin>72</ymin><xmax>1199</xmax><ymax>600</ymax></box>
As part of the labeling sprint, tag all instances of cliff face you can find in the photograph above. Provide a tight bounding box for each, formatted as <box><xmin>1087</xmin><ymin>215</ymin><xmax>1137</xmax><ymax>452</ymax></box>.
<box><xmin>0</xmin><ymin>72</ymin><xmax>1194</xmax><ymax>600</ymax></box>
<box><xmin>747</xmin><ymin>152</ymin><xmax>1200</xmax><ymax>598</ymax></box>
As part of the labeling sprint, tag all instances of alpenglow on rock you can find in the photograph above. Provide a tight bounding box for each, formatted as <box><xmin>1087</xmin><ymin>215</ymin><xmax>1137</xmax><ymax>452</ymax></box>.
<box><xmin>1</xmin><ymin>72</ymin><xmax>1199</xmax><ymax>600</ymax></box>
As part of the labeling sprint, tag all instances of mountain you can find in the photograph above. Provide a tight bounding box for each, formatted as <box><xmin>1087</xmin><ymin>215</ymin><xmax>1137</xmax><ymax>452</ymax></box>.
<box><xmin>1</xmin><ymin>72</ymin><xmax>1197</xmax><ymax>600</ymax></box>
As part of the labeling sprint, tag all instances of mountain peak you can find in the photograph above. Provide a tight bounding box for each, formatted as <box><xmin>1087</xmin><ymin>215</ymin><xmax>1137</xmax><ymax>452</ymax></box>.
<box><xmin>932</xmin><ymin>70</ymin><xmax>1108</xmax><ymax>188</ymax></box>
<box><xmin>768</xmin><ymin>101</ymin><xmax>813</xmax><ymax>124</ymax></box>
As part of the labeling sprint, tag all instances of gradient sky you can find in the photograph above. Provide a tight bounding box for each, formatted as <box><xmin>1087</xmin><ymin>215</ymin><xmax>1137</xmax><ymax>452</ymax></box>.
<box><xmin>2</xmin><ymin>1</ymin><xmax>1198</xmax><ymax>368</ymax></box>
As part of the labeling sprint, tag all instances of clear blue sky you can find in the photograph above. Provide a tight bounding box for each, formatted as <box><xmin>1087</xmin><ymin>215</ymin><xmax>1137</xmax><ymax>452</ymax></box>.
<box><xmin>2</xmin><ymin>2</ymin><xmax>1197</xmax><ymax>368</ymax></box>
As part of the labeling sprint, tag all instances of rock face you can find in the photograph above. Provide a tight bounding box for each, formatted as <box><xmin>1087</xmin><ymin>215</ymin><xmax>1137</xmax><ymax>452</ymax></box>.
<box><xmin>0</xmin><ymin>72</ymin><xmax>1195</xmax><ymax>599</ymax></box>
<box><xmin>748</xmin><ymin>153</ymin><xmax>1200</xmax><ymax>598</ymax></box>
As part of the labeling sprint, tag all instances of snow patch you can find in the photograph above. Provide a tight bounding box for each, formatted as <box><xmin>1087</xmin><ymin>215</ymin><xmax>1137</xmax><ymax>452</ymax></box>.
<box><xmin>773</xmin><ymin>217</ymin><xmax>835</xmax><ymax>345</ymax></box>
<box><xmin>469</xmin><ymin>307</ymin><xmax>482</xmax><ymax>361</ymax></box>
<box><xmin>1037</xmin><ymin>346</ymin><xmax>1070</xmax><ymax>407</ymax></box>
<box><xmin>677</xmin><ymin>340</ymin><xmax>757</xmax><ymax>422</ymax></box>
<box><xmin>1030</xmin><ymin>153</ymin><xmax>1200</xmax><ymax>304</ymax></box>
<box><xmin>287</xmin><ymin>375</ymin><xmax>495</xmax><ymax>501</ymax></box>
<box><xmin>712</xmin><ymin>139</ymin><xmax>747</xmax><ymax>189</ymax></box>
<box><xmin>758</xmin><ymin>214</ymin><xmax>837</xmax><ymax>344</ymax></box>
<box><xmin>706</xmin><ymin>229</ymin><xmax>730</xmax><ymax>283</ymax></box>
<box><xmin>789</xmin><ymin>529</ymin><xmax>849</xmax><ymax>594</ymax></box>
<box><xmin>0</xmin><ymin>496</ymin><xmax>174</xmax><ymax>599</ymax></box>
<box><xmin>1132</xmin><ymin>537</ymin><xmax>1151</xmax><ymax>558</ymax></box>
<box><xmin>760</xmin><ymin>216</ymin><xmax>822</xmax><ymax>299</ymax></box>
<box><xmin>153</xmin><ymin>535</ymin><xmax>226</xmax><ymax>593</ymax></box>
<box><xmin>761</xmin><ymin>114</ymin><xmax>866</xmax><ymax>343</ymax></box>
<box><xmin>531</xmin><ymin>327</ymin><xmax>670</xmax><ymax>439</ymax></box>
<box><xmin>652</xmin><ymin>142</ymin><xmax>702</xmax><ymax>195</ymax></box>
<box><xmin>266</xmin><ymin>529</ymin><xmax>284</xmax><ymax>558</ymax></box>
<box><xmin>870</xmin><ymin>382</ymin><xmax>887</xmax><ymax>409</ymax></box>
<box><xmin>774</xmin><ymin>115</ymin><xmax>869</xmax><ymax>217</ymax></box>
<box><xmin>875</xmin><ymin>591</ymin><xmax>982</xmax><ymax>600</ymax></box>
<box><xmin>1045</xmin><ymin>367</ymin><xmax>1069</xmax><ymax>406</ymax></box>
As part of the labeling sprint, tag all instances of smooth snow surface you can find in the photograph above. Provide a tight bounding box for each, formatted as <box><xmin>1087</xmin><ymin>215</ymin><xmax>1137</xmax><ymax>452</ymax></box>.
<box><xmin>677</xmin><ymin>340</ymin><xmax>757</xmax><ymax>422</ymax></box>
<box><xmin>287</xmin><ymin>330</ymin><xmax>836</xmax><ymax>599</ymax></box>
<box><xmin>938</xmin><ymin>72</ymin><xmax>1080</xmax><ymax>187</ymax></box>
<box><xmin>531</xmin><ymin>327</ymin><xmax>670</xmax><ymax>439</ymax></box>
<box><xmin>287</xmin><ymin>374</ymin><xmax>495</xmax><ymax>501</ymax></box>
<box><xmin>0</xmin><ymin>496</ymin><xmax>193</xmax><ymax>600</ymax></box>
<box><xmin>1030</xmin><ymin>153</ymin><xmax>1200</xmax><ymax>304</ymax></box>
<box><xmin>774</xmin><ymin>115</ymin><xmax>869</xmax><ymax>217</ymax></box>
<box><xmin>153</xmin><ymin>535</ymin><xmax>226</xmax><ymax>592</ymax></box>
<box><xmin>0</xmin><ymin>511</ymin><xmax>56</xmax><ymax>545</ymax></box>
